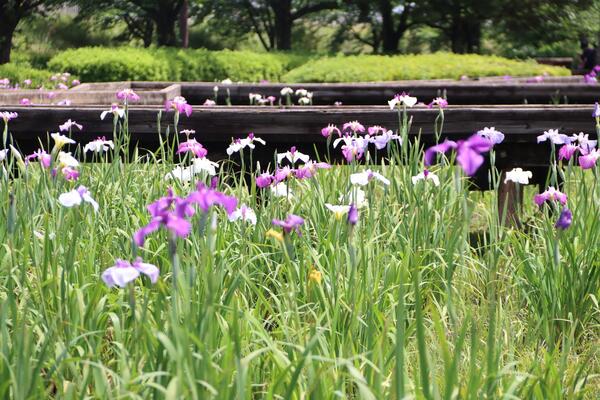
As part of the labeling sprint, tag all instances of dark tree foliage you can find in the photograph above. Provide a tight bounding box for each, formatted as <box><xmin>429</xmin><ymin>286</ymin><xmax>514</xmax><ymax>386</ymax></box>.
<box><xmin>208</xmin><ymin>0</ymin><xmax>342</xmax><ymax>51</ymax></box>
<box><xmin>76</xmin><ymin>0</ymin><xmax>186</xmax><ymax>46</ymax></box>
<box><xmin>0</xmin><ymin>0</ymin><xmax>65</xmax><ymax>64</ymax></box>
<box><xmin>342</xmin><ymin>0</ymin><xmax>417</xmax><ymax>53</ymax></box>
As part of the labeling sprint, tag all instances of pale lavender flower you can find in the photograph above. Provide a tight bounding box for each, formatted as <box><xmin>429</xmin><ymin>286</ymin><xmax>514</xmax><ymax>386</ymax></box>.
<box><xmin>84</xmin><ymin>137</ymin><xmax>114</xmax><ymax>153</ymax></box>
<box><xmin>277</xmin><ymin>146</ymin><xmax>310</xmax><ymax>165</ymax></box>
<box><xmin>388</xmin><ymin>93</ymin><xmax>417</xmax><ymax>109</ymax></box>
<box><xmin>0</xmin><ymin>111</ymin><xmax>18</xmax><ymax>123</ymax></box>
<box><xmin>58</xmin><ymin>185</ymin><xmax>99</xmax><ymax>211</ymax></box>
<box><xmin>477</xmin><ymin>127</ymin><xmax>504</xmax><ymax>144</ymax></box>
<box><xmin>594</xmin><ymin>102</ymin><xmax>600</xmax><ymax>118</ymax></box>
<box><xmin>342</xmin><ymin>121</ymin><xmax>366</xmax><ymax>134</ymax></box>
<box><xmin>350</xmin><ymin>169</ymin><xmax>390</xmax><ymax>186</ymax></box>
<box><xmin>537</xmin><ymin>129</ymin><xmax>571</xmax><ymax>145</ymax></box>
<box><xmin>20</xmin><ymin>98</ymin><xmax>31</xmax><ymax>106</ymax></box>
<box><xmin>100</xmin><ymin>104</ymin><xmax>125</xmax><ymax>120</ymax></box>
<box><xmin>226</xmin><ymin>133</ymin><xmax>266</xmax><ymax>155</ymax></box>
<box><xmin>203</xmin><ymin>99</ymin><xmax>216</xmax><ymax>106</ymax></box>
<box><xmin>59</xmin><ymin>119</ymin><xmax>83</xmax><ymax>132</ymax></box>
<box><xmin>570</xmin><ymin>132</ymin><xmax>597</xmax><ymax>152</ymax></box>
<box><xmin>102</xmin><ymin>258</ymin><xmax>159</xmax><ymax>288</ymax></box>
<box><xmin>228</xmin><ymin>204</ymin><xmax>257</xmax><ymax>225</ymax></box>
<box><xmin>411</xmin><ymin>169</ymin><xmax>440</xmax><ymax>186</ymax></box>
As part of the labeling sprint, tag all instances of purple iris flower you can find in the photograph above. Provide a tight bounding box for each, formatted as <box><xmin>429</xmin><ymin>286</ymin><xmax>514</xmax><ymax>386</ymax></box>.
<box><xmin>273</xmin><ymin>166</ymin><xmax>294</xmax><ymax>183</ymax></box>
<box><xmin>347</xmin><ymin>204</ymin><xmax>358</xmax><ymax>225</ymax></box>
<box><xmin>256</xmin><ymin>172</ymin><xmax>273</xmax><ymax>188</ymax></box>
<box><xmin>294</xmin><ymin>161</ymin><xmax>330</xmax><ymax>179</ymax></box>
<box><xmin>25</xmin><ymin>149</ymin><xmax>51</xmax><ymax>168</ymax></box>
<box><xmin>272</xmin><ymin>214</ymin><xmax>305</xmax><ymax>235</ymax></box>
<box><xmin>555</xmin><ymin>207</ymin><xmax>572</xmax><ymax>230</ymax></box>
<box><xmin>61</xmin><ymin>166</ymin><xmax>80</xmax><ymax>181</ymax></box>
<box><xmin>534</xmin><ymin>187</ymin><xmax>567</xmax><ymax>207</ymax></box>
<box><xmin>186</xmin><ymin>182</ymin><xmax>237</xmax><ymax>215</ymax></box>
<box><xmin>134</xmin><ymin>189</ymin><xmax>194</xmax><ymax>247</ymax></box>
<box><xmin>558</xmin><ymin>144</ymin><xmax>579</xmax><ymax>161</ymax></box>
<box><xmin>424</xmin><ymin>135</ymin><xmax>492</xmax><ymax>176</ymax></box>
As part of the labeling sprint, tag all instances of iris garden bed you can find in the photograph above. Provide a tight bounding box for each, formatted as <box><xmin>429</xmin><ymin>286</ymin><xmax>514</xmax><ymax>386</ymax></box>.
<box><xmin>0</xmin><ymin>90</ymin><xmax>599</xmax><ymax>398</ymax></box>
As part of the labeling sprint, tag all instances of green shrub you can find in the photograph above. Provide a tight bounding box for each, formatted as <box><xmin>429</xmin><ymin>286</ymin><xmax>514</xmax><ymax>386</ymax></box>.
<box><xmin>48</xmin><ymin>47</ymin><xmax>289</xmax><ymax>82</ymax></box>
<box><xmin>48</xmin><ymin>47</ymin><xmax>172</xmax><ymax>82</ymax></box>
<box><xmin>282</xmin><ymin>52</ymin><xmax>571</xmax><ymax>82</ymax></box>
<box><xmin>0</xmin><ymin>63</ymin><xmax>54</xmax><ymax>87</ymax></box>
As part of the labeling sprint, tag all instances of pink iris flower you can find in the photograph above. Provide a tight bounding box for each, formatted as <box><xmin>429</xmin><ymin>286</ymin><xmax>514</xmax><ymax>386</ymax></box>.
<box><xmin>25</xmin><ymin>149</ymin><xmax>51</xmax><ymax>168</ymax></box>
<box><xmin>177</xmin><ymin>138</ymin><xmax>207</xmax><ymax>158</ymax></box>
<box><xmin>321</xmin><ymin>124</ymin><xmax>341</xmax><ymax>138</ymax></box>
<box><xmin>558</xmin><ymin>144</ymin><xmax>579</xmax><ymax>161</ymax></box>
<box><xmin>579</xmin><ymin>149</ymin><xmax>600</xmax><ymax>169</ymax></box>
<box><xmin>534</xmin><ymin>187</ymin><xmax>567</xmax><ymax>206</ymax></box>
<box><xmin>166</xmin><ymin>96</ymin><xmax>193</xmax><ymax>117</ymax></box>
<box><xmin>116</xmin><ymin>88</ymin><xmax>140</xmax><ymax>102</ymax></box>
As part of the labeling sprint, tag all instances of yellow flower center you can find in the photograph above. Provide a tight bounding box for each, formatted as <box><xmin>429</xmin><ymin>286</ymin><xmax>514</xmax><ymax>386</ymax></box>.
<box><xmin>266</xmin><ymin>229</ymin><xmax>284</xmax><ymax>243</ymax></box>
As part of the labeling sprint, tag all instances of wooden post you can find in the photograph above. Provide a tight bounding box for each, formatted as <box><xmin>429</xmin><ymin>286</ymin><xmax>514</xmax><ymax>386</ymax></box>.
<box><xmin>498</xmin><ymin>170</ymin><xmax>523</xmax><ymax>227</ymax></box>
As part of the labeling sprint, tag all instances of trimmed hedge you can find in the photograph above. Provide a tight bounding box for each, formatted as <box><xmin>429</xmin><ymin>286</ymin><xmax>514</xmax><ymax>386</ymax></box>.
<box><xmin>48</xmin><ymin>47</ymin><xmax>289</xmax><ymax>82</ymax></box>
<box><xmin>45</xmin><ymin>48</ymin><xmax>571</xmax><ymax>83</ymax></box>
<box><xmin>282</xmin><ymin>52</ymin><xmax>571</xmax><ymax>82</ymax></box>
<box><xmin>0</xmin><ymin>63</ymin><xmax>54</xmax><ymax>87</ymax></box>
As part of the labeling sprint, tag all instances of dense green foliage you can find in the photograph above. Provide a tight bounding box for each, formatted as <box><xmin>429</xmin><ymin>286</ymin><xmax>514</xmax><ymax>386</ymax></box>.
<box><xmin>47</xmin><ymin>47</ymin><xmax>291</xmax><ymax>82</ymax></box>
<box><xmin>45</xmin><ymin>47</ymin><xmax>570</xmax><ymax>83</ymax></box>
<box><xmin>282</xmin><ymin>52</ymin><xmax>571</xmax><ymax>82</ymax></box>
<box><xmin>0</xmin><ymin>63</ymin><xmax>53</xmax><ymax>87</ymax></box>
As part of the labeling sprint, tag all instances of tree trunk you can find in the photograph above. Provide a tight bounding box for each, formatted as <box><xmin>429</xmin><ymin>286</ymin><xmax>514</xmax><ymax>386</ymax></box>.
<box><xmin>143</xmin><ymin>19</ymin><xmax>154</xmax><ymax>48</ymax></box>
<box><xmin>271</xmin><ymin>0</ymin><xmax>293</xmax><ymax>50</ymax></box>
<box><xmin>179</xmin><ymin>0</ymin><xmax>189</xmax><ymax>48</ymax></box>
<box><xmin>0</xmin><ymin>17</ymin><xmax>17</xmax><ymax>64</ymax></box>
<box><xmin>379</xmin><ymin>0</ymin><xmax>397</xmax><ymax>53</ymax></box>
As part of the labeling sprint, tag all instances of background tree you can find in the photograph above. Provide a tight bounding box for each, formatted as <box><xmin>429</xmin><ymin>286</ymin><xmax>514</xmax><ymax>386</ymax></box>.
<box><xmin>208</xmin><ymin>0</ymin><xmax>342</xmax><ymax>51</ymax></box>
<box><xmin>0</xmin><ymin>0</ymin><xmax>66</xmax><ymax>64</ymax></box>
